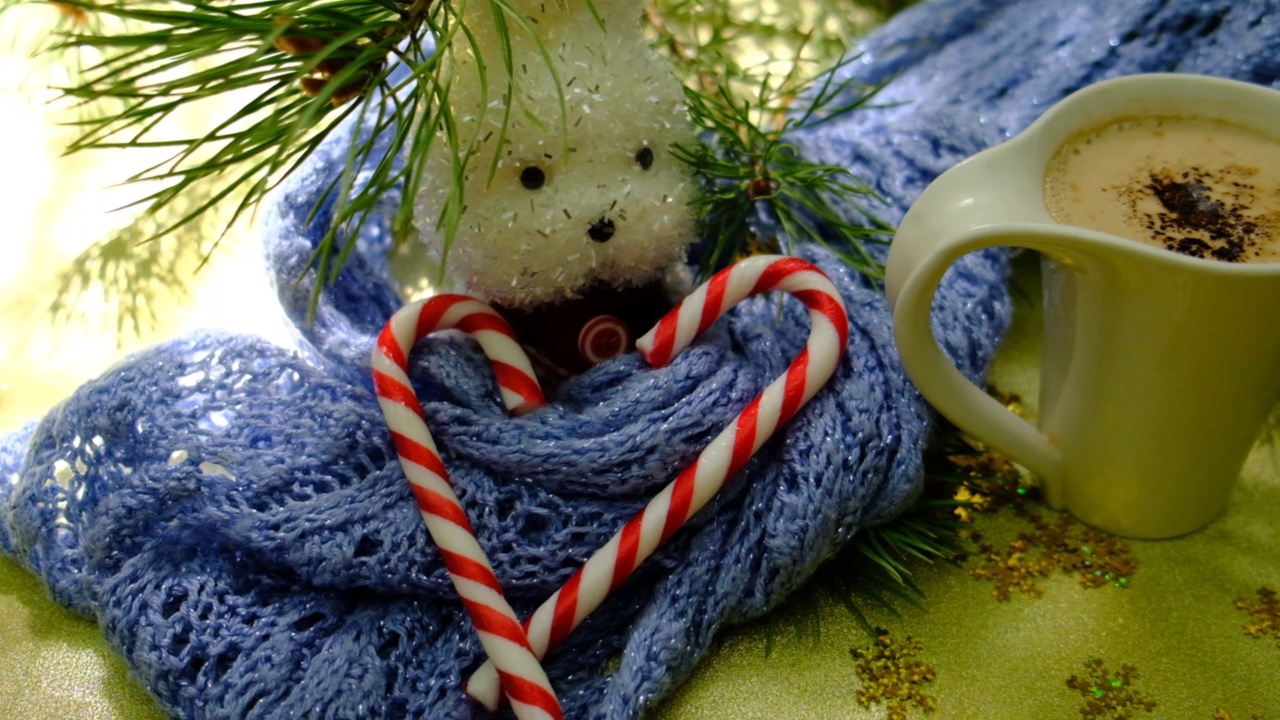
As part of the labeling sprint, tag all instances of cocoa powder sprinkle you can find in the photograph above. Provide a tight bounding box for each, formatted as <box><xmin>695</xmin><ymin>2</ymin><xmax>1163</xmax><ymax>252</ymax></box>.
<box><xmin>1139</xmin><ymin>167</ymin><xmax>1265</xmax><ymax>262</ymax></box>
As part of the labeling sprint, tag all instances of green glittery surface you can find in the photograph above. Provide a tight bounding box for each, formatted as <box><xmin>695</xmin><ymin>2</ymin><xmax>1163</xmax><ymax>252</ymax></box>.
<box><xmin>0</xmin><ymin>556</ymin><xmax>166</xmax><ymax>720</ymax></box>
<box><xmin>2</xmin><ymin>255</ymin><xmax>1278</xmax><ymax>719</ymax></box>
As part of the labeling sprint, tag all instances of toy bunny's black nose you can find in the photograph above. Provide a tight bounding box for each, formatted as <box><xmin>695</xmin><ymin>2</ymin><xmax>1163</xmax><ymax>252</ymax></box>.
<box><xmin>588</xmin><ymin>217</ymin><xmax>616</xmax><ymax>243</ymax></box>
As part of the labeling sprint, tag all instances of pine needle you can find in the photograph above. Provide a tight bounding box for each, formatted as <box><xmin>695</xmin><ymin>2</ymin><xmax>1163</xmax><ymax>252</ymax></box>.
<box><xmin>670</xmin><ymin>54</ymin><xmax>894</xmax><ymax>281</ymax></box>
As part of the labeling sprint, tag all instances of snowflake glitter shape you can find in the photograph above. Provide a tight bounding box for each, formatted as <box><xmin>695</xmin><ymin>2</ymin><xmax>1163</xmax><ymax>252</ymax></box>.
<box><xmin>1066</xmin><ymin>657</ymin><xmax>1157</xmax><ymax>720</ymax></box>
<box><xmin>850</xmin><ymin>630</ymin><xmax>939</xmax><ymax>720</ymax></box>
<box><xmin>968</xmin><ymin>507</ymin><xmax>1137</xmax><ymax>601</ymax></box>
<box><xmin>1235</xmin><ymin>586</ymin><xmax>1280</xmax><ymax>646</ymax></box>
<box><xmin>969</xmin><ymin>539</ymin><xmax>1054</xmax><ymax>600</ymax></box>
<box><xmin>938</xmin><ymin>423</ymin><xmax>1140</xmax><ymax>601</ymax></box>
<box><xmin>1029</xmin><ymin>513</ymin><xmax>1136</xmax><ymax>591</ymax></box>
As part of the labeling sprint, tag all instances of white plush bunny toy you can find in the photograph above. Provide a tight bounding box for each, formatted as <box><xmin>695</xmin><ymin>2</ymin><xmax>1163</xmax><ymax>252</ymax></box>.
<box><xmin>404</xmin><ymin>0</ymin><xmax>701</xmax><ymax>377</ymax></box>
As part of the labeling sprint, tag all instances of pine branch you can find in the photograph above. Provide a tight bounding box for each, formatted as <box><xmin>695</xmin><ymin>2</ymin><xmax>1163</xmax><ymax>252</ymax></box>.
<box><xmin>671</xmin><ymin>54</ymin><xmax>893</xmax><ymax>281</ymax></box>
<box><xmin>15</xmin><ymin>0</ymin><xmax>914</xmax><ymax>327</ymax></box>
<box><xmin>54</xmin><ymin>0</ymin><xmax>429</xmax><ymax>239</ymax></box>
<box><xmin>35</xmin><ymin>0</ymin><xmax>599</xmax><ymax>318</ymax></box>
<box><xmin>640</xmin><ymin>0</ymin><xmax>903</xmax><ymax>281</ymax></box>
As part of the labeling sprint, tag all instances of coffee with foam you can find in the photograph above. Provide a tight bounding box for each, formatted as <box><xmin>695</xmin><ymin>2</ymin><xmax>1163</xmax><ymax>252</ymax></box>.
<box><xmin>1044</xmin><ymin>115</ymin><xmax>1280</xmax><ymax>263</ymax></box>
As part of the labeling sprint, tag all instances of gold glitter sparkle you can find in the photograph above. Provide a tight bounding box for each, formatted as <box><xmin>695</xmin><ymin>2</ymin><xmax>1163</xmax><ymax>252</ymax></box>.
<box><xmin>849</xmin><ymin>630</ymin><xmax>938</xmax><ymax>720</ymax></box>
<box><xmin>967</xmin><ymin>506</ymin><xmax>1137</xmax><ymax>601</ymax></box>
<box><xmin>944</xmin><ymin>394</ymin><xmax>1141</xmax><ymax>600</ymax></box>
<box><xmin>1235</xmin><ymin>587</ymin><xmax>1280</xmax><ymax>647</ymax></box>
<box><xmin>1066</xmin><ymin>658</ymin><xmax>1157</xmax><ymax>719</ymax></box>
<box><xmin>935</xmin><ymin>412</ymin><xmax>1035</xmax><ymax>528</ymax></box>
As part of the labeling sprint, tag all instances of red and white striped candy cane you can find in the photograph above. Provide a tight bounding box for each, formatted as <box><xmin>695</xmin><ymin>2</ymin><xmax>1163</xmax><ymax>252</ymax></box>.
<box><xmin>371</xmin><ymin>293</ymin><xmax>561</xmax><ymax>720</ymax></box>
<box><xmin>466</xmin><ymin>255</ymin><xmax>849</xmax><ymax>710</ymax></box>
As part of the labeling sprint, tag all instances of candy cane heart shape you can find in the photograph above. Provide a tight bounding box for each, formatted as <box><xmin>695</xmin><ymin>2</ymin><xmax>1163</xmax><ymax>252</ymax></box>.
<box><xmin>370</xmin><ymin>294</ymin><xmax>562</xmax><ymax>720</ymax></box>
<box><xmin>466</xmin><ymin>255</ymin><xmax>850</xmax><ymax>710</ymax></box>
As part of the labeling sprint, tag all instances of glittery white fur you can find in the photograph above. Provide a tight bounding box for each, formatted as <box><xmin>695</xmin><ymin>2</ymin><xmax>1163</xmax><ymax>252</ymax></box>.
<box><xmin>408</xmin><ymin>0</ymin><xmax>699</xmax><ymax>308</ymax></box>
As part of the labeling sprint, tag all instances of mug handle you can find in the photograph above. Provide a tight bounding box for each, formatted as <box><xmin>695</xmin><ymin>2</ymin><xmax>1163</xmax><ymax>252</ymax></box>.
<box><xmin>887</xmin><ymin>224</ymin><xmax>1083</xmax><ymax>484</ymax></box>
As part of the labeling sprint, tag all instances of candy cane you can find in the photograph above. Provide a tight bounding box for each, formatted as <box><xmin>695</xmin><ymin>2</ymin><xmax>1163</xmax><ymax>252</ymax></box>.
<box><xmin>466</xmin><ymin>255</ymin><xmax>850</xmax><ymax>710</ymax></box>
<box><xmin>371</xmin><ymin>294</ymin><xmax>561</xmax><ymax>720</ymax></box>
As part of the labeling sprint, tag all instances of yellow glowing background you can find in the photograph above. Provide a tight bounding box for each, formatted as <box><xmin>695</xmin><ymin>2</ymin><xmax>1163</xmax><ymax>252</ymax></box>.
<box><xmin>0</xmin><ymin>4</ymin><xmax>290</xmax><ymax>433</ymax></box>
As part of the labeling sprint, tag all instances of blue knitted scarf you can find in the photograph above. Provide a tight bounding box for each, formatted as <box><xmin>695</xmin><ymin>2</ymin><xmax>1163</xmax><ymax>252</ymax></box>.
<box><xmin>3</xmin><ymin>1</ymin><xmax>1277</xmax><ymax>717</ymax></box>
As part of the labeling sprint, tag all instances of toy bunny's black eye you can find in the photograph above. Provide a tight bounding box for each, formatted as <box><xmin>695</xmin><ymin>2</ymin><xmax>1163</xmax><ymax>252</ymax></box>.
<box><xmin>635</xmin><ymin>146</ymin><xmax>654</xmax><ymax>170</ymax></box>
<box><xmin>520</xmin><ymin>166</ymin><xmax>546</xmax><ymax>190</ymax></box>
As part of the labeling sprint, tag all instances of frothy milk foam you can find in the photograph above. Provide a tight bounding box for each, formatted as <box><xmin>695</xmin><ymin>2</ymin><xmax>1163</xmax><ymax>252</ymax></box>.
<box><xmin>1044</xmin><ymin>115</ymin><xmax>1280</xmax><ymax>263</ymax></box>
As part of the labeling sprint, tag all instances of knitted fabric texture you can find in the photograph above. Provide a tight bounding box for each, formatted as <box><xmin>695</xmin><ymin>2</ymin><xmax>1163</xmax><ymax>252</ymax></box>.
<box><xmin>3</xmin><ymin>1</ymin><xmax>1277</xmax><ymax>717</ymax></box>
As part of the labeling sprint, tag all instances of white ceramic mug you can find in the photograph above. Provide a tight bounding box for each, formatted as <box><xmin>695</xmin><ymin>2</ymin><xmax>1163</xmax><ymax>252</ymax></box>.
<box><xmin>885</xmin><ymin>74</ymin><xmax>1280</xmax><ymax>539</ymax></box>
